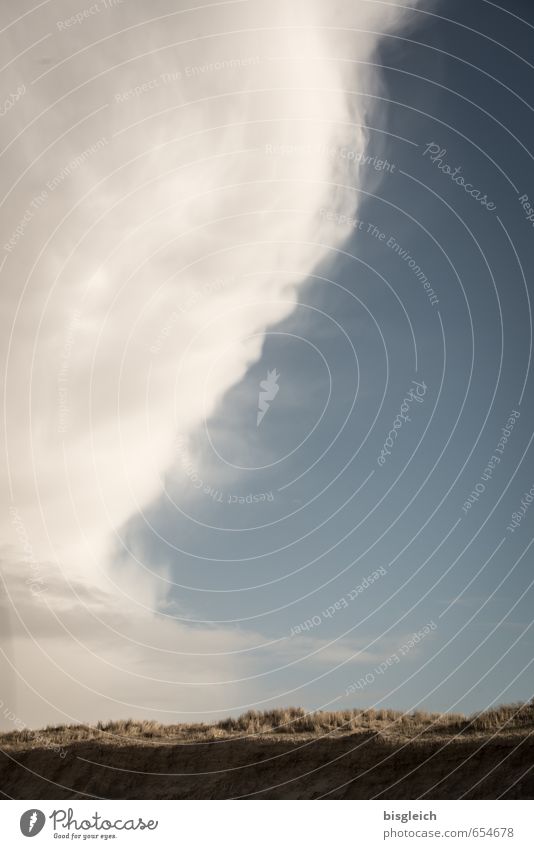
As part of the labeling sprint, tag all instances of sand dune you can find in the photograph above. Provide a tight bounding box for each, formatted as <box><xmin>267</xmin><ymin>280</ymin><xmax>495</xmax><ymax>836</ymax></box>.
<box><xmin>2</xmin><ymin>705</ymin><xmax>533</xmax><ymax>799</ymax></box>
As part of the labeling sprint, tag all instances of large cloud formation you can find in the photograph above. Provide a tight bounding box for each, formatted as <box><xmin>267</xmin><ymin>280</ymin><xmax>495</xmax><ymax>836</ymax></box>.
<box><xmin>1</xmin><ymin>0</ymin><xmax>421</xmax><ymax>728</ymax></box>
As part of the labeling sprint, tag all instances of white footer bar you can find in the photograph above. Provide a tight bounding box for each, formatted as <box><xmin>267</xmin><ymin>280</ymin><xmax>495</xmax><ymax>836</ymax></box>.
<box><xmin>2</xmin><ymin>800</ymin><xmax>531</xmax><ymax>848</ymax></box>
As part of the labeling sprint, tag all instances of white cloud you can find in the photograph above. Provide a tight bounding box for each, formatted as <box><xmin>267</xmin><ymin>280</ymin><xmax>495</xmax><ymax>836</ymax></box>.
<box><xmin>1</xmin><ymin>0</ymin><xmax>421</xmax><ymax>725</ymax></box>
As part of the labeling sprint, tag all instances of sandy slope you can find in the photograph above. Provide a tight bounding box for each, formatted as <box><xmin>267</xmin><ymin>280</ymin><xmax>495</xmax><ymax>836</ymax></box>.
<box><xmin>1</xmin><ymin>728</ymin><xmax>533</xmax><ymax>799</ymax></box>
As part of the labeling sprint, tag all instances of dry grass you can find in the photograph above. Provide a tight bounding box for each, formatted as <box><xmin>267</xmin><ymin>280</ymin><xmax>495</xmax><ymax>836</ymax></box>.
<box><xmin>1</xmin><ymin>701</ymin><xmax>533</xmax><ymax>750</ymax></box>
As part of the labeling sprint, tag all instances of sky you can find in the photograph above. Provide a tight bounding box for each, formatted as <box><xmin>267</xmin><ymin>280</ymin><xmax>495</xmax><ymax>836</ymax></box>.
<box><xmin>1</xmin><ymin>0</ymin><xmax>533</xmax><ymax>731</ymax></box>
